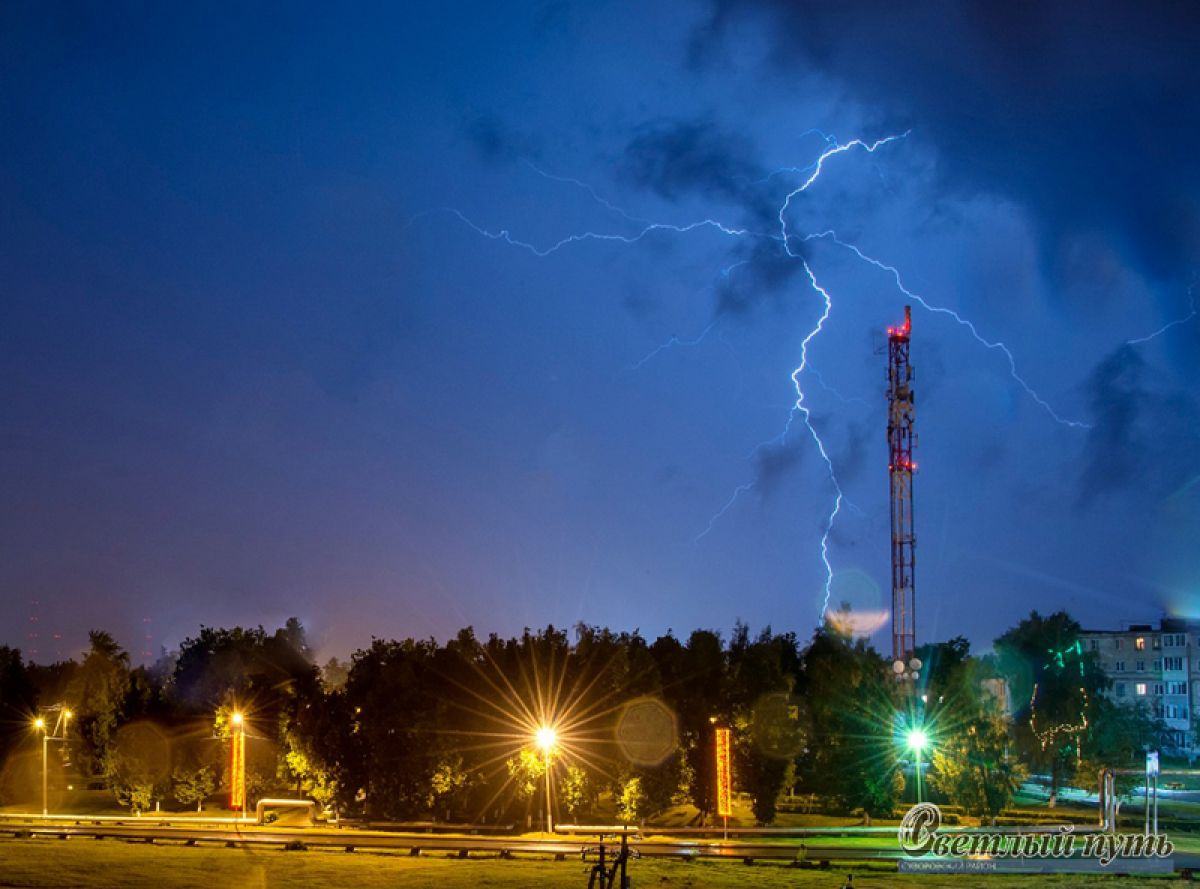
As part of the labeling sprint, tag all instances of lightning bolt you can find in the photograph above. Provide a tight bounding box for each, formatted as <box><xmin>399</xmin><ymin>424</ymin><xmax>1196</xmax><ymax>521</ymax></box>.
<box><xmin>777</xmin><ymin>132</ymin><xmax>911</xmax><ymax>225</ymax></box>
<box><xmin>694</xmin><ymin>135</ymin><xmax>911</xmax><ymax>556</ymax></box>
<box><xmin>630</xmin><ymin>322</ymin><xmax>717</xmax><ymax>370</ymax></box>
<box><xmin>748</xmin><ymin>128</ymin><xmax>837</xmax><ymax>185</ymax></box>
<box><xmin>442</xmin><ymin>208</ymin><xmax>758</xmax><ymax>258</ymax></box>
<box><xmin>794</xmin><ymin>261</ymin><xmax>844</xmax><ymax>617</ymax></box>
<box><xmin>437</xmin><ymin>127</ymin><xmax>1087</xmax><ymax>623</ymax></box>
<box><xmin>1127</xmin><ymin>284</ymin><xmax>1197</xmax><ymax>346</ymax></box>
<box><xmin>693</xmin><ymin>483</ymin><xmax>754</xmax><ymax>543</ymax></box>
<box><xmin>522</xmin><ymin>160</ymin><xmax>652</xmax><ymax>226</ymax></box>
<box><xmin>808</xmin><ymin>365</ymin><xmax>869</xmax><ymax>408</ymax></box>
<box><xmin>799</xmin><ymin>231</ymin><xmax>1091</xmax><ymax>430</ymax></box>
<box><xmin>765</xmin><ymin>133</ymin><xmax>903</xmax><ymax>618</ymax></box>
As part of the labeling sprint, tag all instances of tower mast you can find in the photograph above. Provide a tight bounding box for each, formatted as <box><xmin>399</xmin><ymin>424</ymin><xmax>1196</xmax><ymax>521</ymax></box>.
<box><xmin>887</xmin><ymin>306</ymin><xmax>916</xmax><ymax>666</ymax></box>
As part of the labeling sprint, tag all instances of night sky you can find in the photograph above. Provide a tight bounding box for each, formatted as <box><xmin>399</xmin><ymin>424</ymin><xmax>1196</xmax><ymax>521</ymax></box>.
<box><xmin>2</xmin><ymin>2</ymin><xmax>1198</xmax><ymax>664</ymax></box>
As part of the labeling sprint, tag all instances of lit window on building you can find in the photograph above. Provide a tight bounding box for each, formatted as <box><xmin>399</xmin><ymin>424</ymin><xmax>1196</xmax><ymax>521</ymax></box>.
<box><xmin>1136</xmin><ymin>637</ymin><xmax>1146</xmax><ymax>650</ymax></box>
<box><xmin>1136</xmin><ymin>683</ymin><xmax>1147</xmax><ymax>695</ymax></box>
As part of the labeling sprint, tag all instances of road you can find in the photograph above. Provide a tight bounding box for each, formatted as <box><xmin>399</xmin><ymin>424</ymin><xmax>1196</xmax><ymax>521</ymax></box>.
<box><xmin>1</xmin><ymin>815</ymin><xmax>1195</xmax><ymax>873</ymax></box>
<box><xmin>0</xmin><ymin>818</ymin><xmax>878</xmax><ymax>863</ymax></box>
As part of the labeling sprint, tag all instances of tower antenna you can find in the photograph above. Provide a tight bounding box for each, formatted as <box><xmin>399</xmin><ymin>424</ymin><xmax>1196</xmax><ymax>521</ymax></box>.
<box><xmin>887</xmin><ymin>306</ymin><xmax>916</xmax><ymax>668</ymax></box>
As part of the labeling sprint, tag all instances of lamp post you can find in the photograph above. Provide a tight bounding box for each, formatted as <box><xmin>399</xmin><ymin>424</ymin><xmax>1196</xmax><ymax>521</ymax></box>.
<box><xmin>905</xmin><ymin>728</ymin><xmax>928</xmax><ymax>804</ymax></box>
<box><xmin>35</xmin><ymin>717</ymin><xmax>47</xmax><ymax>817</ymax></box>
<box><xmin>535</xmin><ymin>726</ymin><xmax>556</xmax><ymax>834</ymax></box>
<box><xmin>34</xmin><ymin>708</ymin><xmax>72</xmax><ymax>817</ymax></box>
<box><xmin>229</xmin><ymin>711</ymin><xmax>246</xmax><ymax>814</ymax></box>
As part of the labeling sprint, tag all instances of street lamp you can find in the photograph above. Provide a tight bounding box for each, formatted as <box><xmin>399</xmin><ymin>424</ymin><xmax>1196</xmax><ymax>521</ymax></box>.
<box><xmin>229</xmin><ymin>711</ymin><xmax>246</xmax><ymax>814</ymax></box>
<box><xmin>34</xmin><ymin>708</ymin><xmax>72</xmax><ymax>817</ymax></box>
<box><xmin>535</xmin><ymin>726</ymin><xmax>557</xmax><ymax>834</ymax></box>
<box><xmin>34</xmin><ymin>717</ymin><xmax>47</xmax><ymax>817</ymax></box>
<box><xmin>906</xmin><ymin>728</ymin><xmax>929</xmax><ymax>804</ymax></box>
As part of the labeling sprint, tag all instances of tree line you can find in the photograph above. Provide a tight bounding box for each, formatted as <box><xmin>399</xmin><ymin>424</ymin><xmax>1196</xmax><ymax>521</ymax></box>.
<box><xmin>0</xmin><ymin>610</ymin><xmax>1165</xmax><ymax>824</ymax></box>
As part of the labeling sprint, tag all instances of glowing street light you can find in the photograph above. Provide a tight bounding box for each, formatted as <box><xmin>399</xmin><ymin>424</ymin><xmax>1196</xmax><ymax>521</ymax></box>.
<box><xmin>905</xmin><ymin>727</ymin><xmax>929</xmax><ymax>804</ymax></box>
<box><xmin>229</xmin><ymin>711</ymin><xmax>246</xmax><ymax>814</ymax></box>
<box><xmin>34</xmin><ymin>717</ymin><xmax>48</xmax><ymax>817</ymax></box>
<box><xmin>34</xmin><ymin>707</ymin><xmax>72</xmax><ymax>817</ymax></box>
<box><xmin>534</xmin><ymin>725</ymin><xmax>557</xmax><ymax>834</ymax></box>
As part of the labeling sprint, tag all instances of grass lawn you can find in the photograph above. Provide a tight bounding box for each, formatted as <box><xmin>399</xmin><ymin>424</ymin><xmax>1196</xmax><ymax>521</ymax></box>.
<box><xmin>0</xmin><ymin>838</ymin><xmax>1193</xmax><ymax>889</ymax></box>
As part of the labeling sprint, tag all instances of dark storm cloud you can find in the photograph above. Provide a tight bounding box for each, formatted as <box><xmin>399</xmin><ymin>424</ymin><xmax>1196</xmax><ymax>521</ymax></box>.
<box><xmin>1079</xmin><ymin>346</ymin><xmax>1144</xmax><ymax>500</ymax></box>
<box><xmin>622</xmin><ymin>287</ymin><xmax>660</xmax><ymax>321</ymax></box>
<box><xmin>461</xmin><ymin>114</ymin><xmax>535</xmax><ymax>164</ymax></box>
<box><xmin>714</xmin><ymin>239</ymin><xmax>808</xmax><ymax>316</ymax></box>
<box><xmin>834</xmin><ymin>420</ymin><xmax>870</xmax><ymax>487</ymax></box>
<box><xmin>620</xmin><ymin>118</ymin><xmax>816</xmax><ymax>317</ymax></box>
<box><xmin>1079</xmin><ymin>345</ymin><xmax>1200</xmax><ymax>504</ymax></box>
<box><xmin>753</xmin><ymin>438</ymin><xmax>805</xmax><ymax>501</ymax></box>
<box><xmin>622</xmin><ymin>119</ymin><xmax>764</xmax><ymax>206</ymax></box>
<box><xmin>696</xmin><ymin>0</ymin><xmax>1200</xmax><ymax>283</ymax></box>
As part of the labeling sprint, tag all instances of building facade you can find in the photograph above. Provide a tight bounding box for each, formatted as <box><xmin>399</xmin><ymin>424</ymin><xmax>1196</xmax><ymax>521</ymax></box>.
<box><xmin>1079</xmin><ymin>618</ymin><xmax>1199</xmax><ymax>757</ymax></box>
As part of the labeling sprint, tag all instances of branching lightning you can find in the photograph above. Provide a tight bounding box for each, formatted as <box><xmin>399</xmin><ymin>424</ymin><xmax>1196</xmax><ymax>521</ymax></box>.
<box><xmin>798</xmin><ymin>231</ymin><xmax>1091</xmax><ymax>430</ymax></box>
<box><xmin>523</xmin><ymin>160</ymin><xmax>652</xmax><ymax>226</ymax></box>
<box><xmin>765</xmin><ymin>133</ymin><xmax>911</xmax><ymax>617</ymax></box>
<box><xmin>630</xmin><ymin>322</ymin><xmax>717</xmax><ymax>370</ymax></box>
<box><xmin>694</xmin><ymin>483</ymin><xmax>754</xmax><ymax>543</ymax></box>
<box><xmin>1127</xmin><ymin>284</ymin><xmax>1197</xmax><ymax>346</ymax></box>
<box><xmin>778</xmin><ymin>132</ymin><xmax>910</xmax><ymax>212</ymax></box>
<box><xmin>443</xmin><ymin>208</ymin><xmax>756</xmax><ymax>258</ymax></box>
<box><xmin>794</xmin><ymin>261</ymin><xmax>844</xmax><ymax>616</ymax></box>
<box><xmin>438</xmin><ymin>127</ymin><xmax>1092</xmax><ymax>623</ymax></box>
<box><xmin>809</xmin><ymin>365</ymin><xmax>869</xmax><ymax>408</ymax></box>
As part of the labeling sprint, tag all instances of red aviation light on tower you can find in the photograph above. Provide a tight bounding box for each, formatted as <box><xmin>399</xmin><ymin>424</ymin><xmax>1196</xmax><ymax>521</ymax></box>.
<box><xmin>887</xmin><ymin>305</ymin><xmax>912</xmax><ymax>340</ymax></box>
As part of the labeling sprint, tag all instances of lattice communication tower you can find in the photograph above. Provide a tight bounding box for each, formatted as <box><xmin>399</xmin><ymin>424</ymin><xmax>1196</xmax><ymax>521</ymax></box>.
<box><xmin>887</xmin><ymin>306</ymin><xmax>916</xmax><ymax>666</ymax></box>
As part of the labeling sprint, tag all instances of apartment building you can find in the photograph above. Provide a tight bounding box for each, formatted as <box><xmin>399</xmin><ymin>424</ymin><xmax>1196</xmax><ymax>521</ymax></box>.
<box><xmin>1078</xmin><ymin>618</ymin><xmax>1198</xmax><ymax>757</ymax></box>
